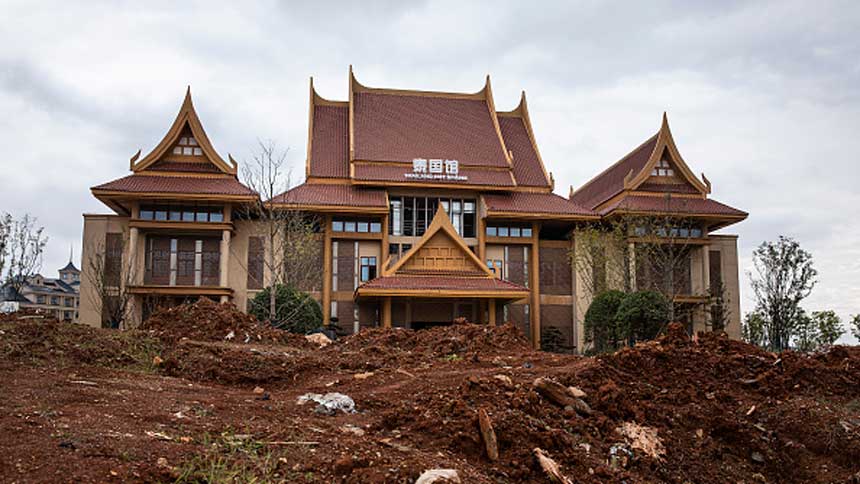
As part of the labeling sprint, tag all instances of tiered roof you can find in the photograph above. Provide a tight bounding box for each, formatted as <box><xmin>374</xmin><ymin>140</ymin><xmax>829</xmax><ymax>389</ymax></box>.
<box><xmin>92</xmin><ymin>88</ymin><xmax>255</xmax><ymax>214</ymax></box>
<box><xmin>299</xmin><ymin>68</ymin><xmax>554</xmax><ymax>194</ymax></box>
<box><xmin>570</xmin><ymin>113</ymin><xmax>746</xmax><ymax>228</ymax></box>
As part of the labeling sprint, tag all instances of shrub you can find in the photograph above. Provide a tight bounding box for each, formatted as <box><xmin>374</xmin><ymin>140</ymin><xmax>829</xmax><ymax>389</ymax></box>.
<box><xmin>616</xmin><ymin>290</ymin><xmax>669</xmax><ymax>343</ymax></box>
<box><xmin>584</xmin><ymin>290</ymin><xmax>626</xmax><ymax>353</ymax></box>
<box><xmin>248</xmin><ymin>284</ymin><xmax>322</xmax><ymax>334</ymax></box>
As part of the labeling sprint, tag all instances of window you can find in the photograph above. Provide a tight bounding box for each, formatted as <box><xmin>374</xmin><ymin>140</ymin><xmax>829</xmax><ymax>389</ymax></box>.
<box><xmin>105</xmin><ymin>233</ymin><xmax>123</xmax><ymax>287</ymax></box>
<box><xmin>487</xmin><ymin>259</ymin><xmax>503</xmax><ymax>278</ymax></box>
<box><xmin>144</xmin><ymin>236</ymin><xmax>220</xmax><ymax>287</ymax></box>
<box><xmin>172</xmin><ymin>135</ymin><xmax>203</xmax><ymax>156</ymax></box>
<box><xmin>522</xmin><ymin>227</ymin><xmax>532</xmax><ymax>238</ymax></box>
<box><xmin>486</xmin><ymin>224</ymin><xmax>532</xmax><ymax>238</ymax></box>
<box><xmin>139</xmin><ymin>205</ymin><xmax>223</xmax><ymax>223</ymax></box>
<box><xmin>64</xmin><ymin>298</ymin><xmax>73</xmax><ymax>307</ymax></box>
<box><xmin>36</xmin><ymin>295</ymin><xmax>46</xmax><ymax>304</ymax></box>
<box><xmin>486</xmin><ymin>226</ymin><xmax>497</xmax><ymax>237</ymax></box>
<box><xmin>652</xmin><ymin>159</ymin><xmax>674</xmax><ymax>177</ymax></box>
<box><xmin>247</xmin><ymin>237</ymin><xmax>264</xmax><ymax>290</ymax></box>
<box><xmin>332</xmin><ymin>218</ymin><xmax>381</xmax><ymax>234</ymax></box>
<box><xmin>360</xmin><ymin>256</ymin><xmax>377</xmax><ymax>282</ymax></box>
<box><xmin>51</xmin><ymin>296</ymin><xmax>59</xmax><ymax>306</ymax></box>
<box><xmin>498</xmin><ymin>227</ymin><xmax>509</xmax><ymax>237</ymax></box>
<box><xmin>388</xmin><ymin>197</ymin><xmax>475</xmax><ymax>237</ymax></box>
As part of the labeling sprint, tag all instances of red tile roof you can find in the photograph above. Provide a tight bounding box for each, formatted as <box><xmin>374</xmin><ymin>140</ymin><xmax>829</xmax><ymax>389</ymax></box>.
<box><xmin>353</xmin><ymin>162</ymin><xmax>516</xmax><ymax>188</ymax></box>
<box><xmin>600</xmin><ymin>195</ymin><xmax>748</xmax><ymax>217</ymax></box>
<box><xmin>148</xmin><ymin>160</ymin><xmax>222</xmax><ymax>174</ymax></box>
<box><xmin>309</xmin><ymin>105</ymin><xmax>349</xmax><ymax>178</ymax></box>
<box><xmin>353</xmin><ymin>92</ymin><xmax>510</xmax><ymax>168</ymax></box>
<box><xmin>271</xmin><ymin>183</ymin><xmax>387</xmax><ymax>208</ymax></box>
<box><xmin>483</xmin><ymin>192</ymin><xmax>596</xmax><ymax>217</ymax></box>
<box><xmin>571</xmin><ymin>134</ymin><xmax>658</xmax><ymax>209</ymax></box>
<box><xmin>498</xmin><ymin>116</ymin><xmax>549</xmax><ymax>187</ymax></box>
<box><xmin>637</xmin><ymin>182</ymin><xmax>700</xmax><ymax>194</ymax></box>
<box><xmin>357</xmin><ymin>274</ymin><xmax>528</xmax><ymax>293</ymax></box>
<box><xmin>92</xmin><ymin>174</ymin><xmax>256</xmax><ymax>197</ymax></box>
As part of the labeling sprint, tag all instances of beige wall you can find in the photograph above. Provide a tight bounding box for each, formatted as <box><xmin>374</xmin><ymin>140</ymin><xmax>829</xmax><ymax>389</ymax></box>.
<box><xmin>78</xmin><ymin>214</ymin><xmax>130</xmax><ymax>328</ymax></box>
<box><xmin>709</xmin><ymin>235</ymin><xmax>742</xmax><ymax>340</ymax></box>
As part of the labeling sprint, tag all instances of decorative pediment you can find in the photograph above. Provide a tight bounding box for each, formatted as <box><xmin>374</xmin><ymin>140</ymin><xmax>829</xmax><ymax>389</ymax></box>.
<box><xmin>131</xmin><ymin>87</ymin><xmax>237</xmax><ymax>175</ymax></box>
<box><xmin>385</xmin><ymin>206</ymin><xmax>495</xmax><ymax>278</ymax></box>
<box><xmin>625</xmin><ymin>113</ymin><xmax>710</xmax><ymax>195</ymax></box>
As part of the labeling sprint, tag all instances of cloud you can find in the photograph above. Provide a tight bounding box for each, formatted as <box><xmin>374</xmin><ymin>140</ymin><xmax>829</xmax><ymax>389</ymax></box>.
<box><xmin>0</xmin><ymin>0</ymin><xmax>857</xmax><ymax>340</ymax></box>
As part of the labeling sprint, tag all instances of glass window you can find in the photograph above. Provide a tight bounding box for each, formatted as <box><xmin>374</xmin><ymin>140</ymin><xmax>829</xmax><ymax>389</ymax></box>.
<box><xmin>360</xmin><ymin>256</ymin><xmax>377</xmax><ymax>282</ymax></box>
<box><xmin>390</xmin><ymin>199</ymin><xmax>402</xmax><ymax>236</ymax></box>
<box><xmin>169</xmin><ymin>210</ymin><xmax>182</xmax><ymax>221</ymax></box>
<box><xmin>486</xmin><ymin>226</ymin><xmax>497</xmax><ymax>237</ymax></box>
<box><xmin>510</xmin><ymin>227</ymin><xmax>521</xmax><ymax>237</ymax></box>
<box><xmin>403</xmin><ymin>197</ymin><xmax>414</xmax><ymax>236</ymax></box>
<box><xmin>691</xmin><ymin>228</ymin><xmax>703</xmax><ymax>237</ymax></box>
<box><xmin>388</xmin><ymin>244</ymin><xmax>399</xmax><ymax>257</ymax></box>
<box><xmin>209</xmin><ymin>211</ymin><xmax>223</xmax><ymax>223</ymax></box>
<box><xmin>193</xmin><ymin>147</ymin><xmax>202</xmax><ymax>156</ymax></box>
<box><xmin>188</xmin><ymin>137</ymin><xmax>197</xmax><ymax>146</ymax></box>
<box><xmin>401</xmin><ymin>244</ymin><xmax>412</xmax><ymax>253</ymax></box>
<box><xmin>196</xmin><ymin>210</ymin><xmax>209</xmax><ymax>222</ymax></box>
<box><xmin>182</xmin><ymin>210</ymin><xmax>195</xmax><ymax>222</ymax></box>
<box><xmin>155</xmin><ymin>210</ymin><xmax>168</xmax><ymax>221</ymax></box>
<box><xmin>140</xmin><ymin>209</ymin><xmax>154</xmax><ymax>220</ymax></box>
<box><xmin>357</xmin><ymin>222</ymin><xmax>369</xmax><ymax>233</ymax></box>
<box><xmin>344</xmin><ymin>221</ymin><xmax>356</xmax><ymax>232</ymax></box>
<box><xmin>522</xmin><ymin>227</ymin><xmax>532</xmax><ymax>238</ymax></box>
<box><xmin>332</xmin><ymin>221</ymin><xmax>344</xmax><ymax>232</ymax></box>
<box><xmin>173</xmin><ymin>147</ymin><xmax>182</xmax><ymax>155</ymax></box>
<box><xmin>498</xmin><ymin>227</ymin><xmax>509</xmax><ymax>237</ymax></box>
<box><xmin>370</xmin><ymin>222</ymin><xmax>381</xmax><ymax>233</ymax></box>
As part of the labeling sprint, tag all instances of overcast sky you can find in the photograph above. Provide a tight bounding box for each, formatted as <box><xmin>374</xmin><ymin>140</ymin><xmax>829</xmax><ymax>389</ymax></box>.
<box><xmin>1</xmin><ymin>1</ymin><xmax>858</xmax><ymax>341</ymax></box>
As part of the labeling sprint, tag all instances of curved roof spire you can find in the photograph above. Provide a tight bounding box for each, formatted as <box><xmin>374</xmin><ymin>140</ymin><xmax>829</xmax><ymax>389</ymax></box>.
<box><xmin>131</xmin><ymin>87</ymin><xmax>235</xmax><ymax>175</ymax></box>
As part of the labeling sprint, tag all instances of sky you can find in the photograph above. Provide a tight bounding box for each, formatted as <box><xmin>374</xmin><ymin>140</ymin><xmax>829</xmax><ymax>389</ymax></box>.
<box><xmin>1</xmin><ymin>0</ymin><xmax>858</xmax><ymax>341</ymax></box>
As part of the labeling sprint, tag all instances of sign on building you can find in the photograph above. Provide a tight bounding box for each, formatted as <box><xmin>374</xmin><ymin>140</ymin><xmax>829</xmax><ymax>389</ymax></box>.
<box><xmin>405</xmin><ymin>158</ymin><xmax>468</xmax><ymax>181</ymax></box>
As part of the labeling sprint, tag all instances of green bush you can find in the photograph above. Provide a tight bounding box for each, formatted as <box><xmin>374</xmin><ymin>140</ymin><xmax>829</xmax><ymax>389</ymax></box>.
<box><xmin>616</xmin><ymin>290</ymin><xmax>669</xmax><ymax>343</ymax></box>
<box><xmin>584</xmin><ymin>290</ymin><xmax>626</xmax><ymax>353</ymax></box>
<box><xmin>248</xmin><ymin>284</ymin><xmax>322</xmax><ymax>334</ymax></box>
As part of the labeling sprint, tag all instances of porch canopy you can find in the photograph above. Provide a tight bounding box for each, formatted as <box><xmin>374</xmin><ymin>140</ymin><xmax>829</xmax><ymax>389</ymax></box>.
<box><xmin>355</xmin><ymin>206</ymin><xmax>529</xmax><ymax>327</ymax></box>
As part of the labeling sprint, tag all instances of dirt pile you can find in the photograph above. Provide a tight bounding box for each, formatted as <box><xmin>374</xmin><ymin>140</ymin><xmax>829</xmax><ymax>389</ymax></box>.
<box><xmin>330</xmin><ymin>321</ymin><xmax>533</xmax><ymax>371</ymax></box>
<box><xmin>0</xmin><ymin>315</ymin><xmax>162</xmax><ymax>370</ymax></box>
<box><xmin>140</xmin><ymin>298</ymin><xmax>310</xmax><ymax>347</ymax></box>
<box><xmin>372</xmin><ymin>323</ymin><xmax>860</xmax><ymax>483</ymax></box>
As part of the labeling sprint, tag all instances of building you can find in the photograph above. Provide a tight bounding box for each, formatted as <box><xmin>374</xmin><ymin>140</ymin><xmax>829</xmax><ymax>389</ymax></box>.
<box><xmin>1</xmin><ymin>262</ymin><xmax>81</xmax><ymax>320</ymax></box>
<box><xmin>79</xmin><ymin>70</ymin><xmax>747</xmax><ymax>349</ymax></box>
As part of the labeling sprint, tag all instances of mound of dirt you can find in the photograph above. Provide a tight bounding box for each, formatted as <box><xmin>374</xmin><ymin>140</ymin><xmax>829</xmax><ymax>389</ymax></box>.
<box><xmin>140</xmin><ymin>298</ymin><xmax>311</xmax><ymax>347</ymax></box>
<box><xmin>0</xmin><ymin>316</ymin><xmax>162</xmax><ymax>370</ymax></box>
<box><xmin>372</xmin><ymin>323</ymin><xmax>860</xmax><ymax>483</ymax></box>
<box><xmin>329</xmin><ymin>322</ymin><xmax>533</xmax><ymax>370</ymax></box>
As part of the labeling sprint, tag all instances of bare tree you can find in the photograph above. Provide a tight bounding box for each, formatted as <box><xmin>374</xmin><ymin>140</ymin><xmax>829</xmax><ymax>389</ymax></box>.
<box><xmin>571</xmin><ymin>218</ymin><xmax>634</xmax><ymax>302</ymax></box>
<box><xmin>4</xmin><ymin>214</ymin><xmax>48</xmax><ymax>296</ymax></box>
<box><xmin>84</xmin><ymin>235</ymin><xmax>137</xmax><ymax>329</ymax></box>
<box><xmin>0</xmin><ymin>212</ymin><xmax>11</xmax><ymax>280</ymax></box>
<box><xmin>707</xmin><ymin>278</ymin><xmax>730</xmax><ymax>332</ymax></box>
<box><xmin>240</xmin><ymin>140</ymin><xmax>322</xmax><ymax>324</ymax></box>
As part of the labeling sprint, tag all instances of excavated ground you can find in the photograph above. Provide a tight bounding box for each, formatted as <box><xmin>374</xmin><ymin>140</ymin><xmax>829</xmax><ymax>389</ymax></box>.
<box><xmin>2</xmin><ymin>303</ymin><xmax>860</xmax><ymax>483</ymax></box>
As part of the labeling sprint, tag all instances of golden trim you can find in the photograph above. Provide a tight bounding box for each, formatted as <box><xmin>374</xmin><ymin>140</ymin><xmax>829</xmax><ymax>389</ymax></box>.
<box><xmin>129</xmin><ymin>220</ymin><xmax>234</xmax><ymax>231</ymax></box>
<box><xmin>133</xmin><ymin>87</ymin><xmax>236</xmax><ymax>175</ymax></box>
<box><xmin>356</xmin><ymin>288</ymin><xmax>530</xmax><ymax>299</ymax></box>
<box><xmin>626</xmin><ymin>113</ymin><xmax>709</xmax><ymax>195</ymax></box>
<box><xmin>128</xmin><ymin>285</ymin><xmax>233</xmax><ymax>296</ymax></box>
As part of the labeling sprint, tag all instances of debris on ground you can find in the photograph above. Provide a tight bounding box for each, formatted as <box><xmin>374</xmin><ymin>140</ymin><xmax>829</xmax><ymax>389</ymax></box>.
<box><xmin>297</xmin><ymin>392</ymin><xmax>356</xmax><ymax>415</ymax></box>
<box><xmin>305</xmin><ymin>332</ymin><xmax>332</xmax><ymax>347</ymax></box>
<box><xmin>615</xmin><ymin>422</ymin><xmax>665</xmax><ymax>461</ymax></box>
<box><xmin>415</xmin><ymin>469</ymin><xmax>461</xmax><ymax>483</ymax></box>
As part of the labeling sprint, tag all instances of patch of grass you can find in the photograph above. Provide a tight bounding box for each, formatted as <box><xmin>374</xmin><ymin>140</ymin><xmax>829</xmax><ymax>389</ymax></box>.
<box><xmin>443</xmin><ymin>353</ymin><xmax>462</xmax><ymax>362</ymax></box>
<box><xmin>172</xmin><ymin>431</ymin><xmax>288</xmax><ymax>484</ymax></box>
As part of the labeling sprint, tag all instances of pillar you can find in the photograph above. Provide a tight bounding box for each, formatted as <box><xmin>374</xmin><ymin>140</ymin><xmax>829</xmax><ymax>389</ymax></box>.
<box><xmin>322</xmin><ymin>215</ymin><xmax>333</xmax><ymax>324</ymax></box>
<box><xmin>382</xmin><ymin>297</ymin><xmax>392</xmax><ymax>329</ymax></box>
<box><xmin>219</xmin><ymin>229</ymin><xmax>231</xmax><ymax>302</ymax></box>
<box><xmin>128</xmin><ymin>227</ymin><xmax>139</xmax><ymax>284</ymax></box>
<box><xmin>530</xmin><ymin>222</ymin><xmax>541</xmax><ymax>349</ymax></box>
<box><xmin>488</xmin><ymin>299</ymin><xmax>496</xmax><ymax>327</ymax></box>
